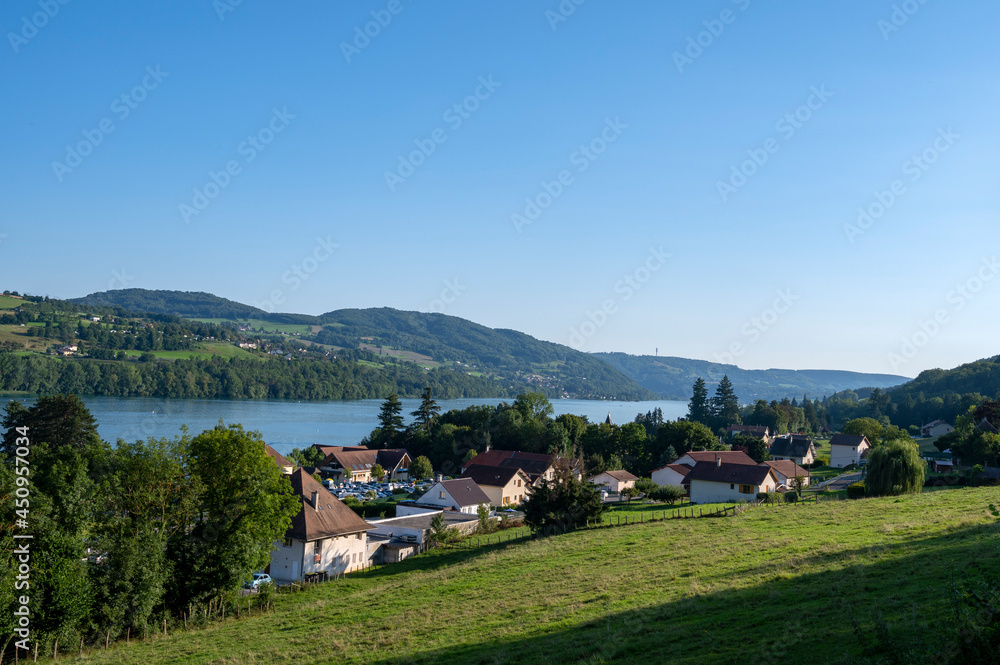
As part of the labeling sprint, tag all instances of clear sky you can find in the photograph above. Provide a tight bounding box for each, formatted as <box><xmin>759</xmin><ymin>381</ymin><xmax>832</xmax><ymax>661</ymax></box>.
<box><xmin>2</xmin><ymin>1</ymin><xmax>997</xmax><ymax>378</ymax></box>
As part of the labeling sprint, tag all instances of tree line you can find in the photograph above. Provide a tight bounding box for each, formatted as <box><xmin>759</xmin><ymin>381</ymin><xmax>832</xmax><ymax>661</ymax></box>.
<box><xmin>0</xmin><ymin>396</ymin><xmax>300</xmax><ymax>661</ymax></box>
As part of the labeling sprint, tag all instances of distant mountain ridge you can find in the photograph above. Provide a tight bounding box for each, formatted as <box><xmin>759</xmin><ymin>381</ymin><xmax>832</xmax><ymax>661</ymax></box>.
<box><xmin>73</xmin><ymin>289</ymin><xmax>910</xmax><ymax>403</ymax></box>
<box><xmin>594</xmin><ymin>352</ymin><xmax>909</xmax><ymax>402</ymax></box>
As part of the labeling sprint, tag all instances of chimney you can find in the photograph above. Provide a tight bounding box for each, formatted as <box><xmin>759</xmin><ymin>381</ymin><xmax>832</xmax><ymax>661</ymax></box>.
<box><xmin>716</xmin><ymin>455</ymin><xmax>721</xmax><ymax>468</ymax></box>
<box><xmin>311</xmin><ymin>491</ymin><xmax>319</xmax><ymax>508</ymax></box>
<box><xmin>436</xmin><ymin>474</ymin><xmax>443</xmax><ymax>483</ymax></box>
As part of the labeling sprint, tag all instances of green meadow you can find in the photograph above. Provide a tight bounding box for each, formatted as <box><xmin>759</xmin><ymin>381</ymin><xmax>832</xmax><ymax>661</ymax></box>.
<box><xmin>61</xmin><ymin>487</ymin><xmax>1000</xmax><ymax>665</ymax></box>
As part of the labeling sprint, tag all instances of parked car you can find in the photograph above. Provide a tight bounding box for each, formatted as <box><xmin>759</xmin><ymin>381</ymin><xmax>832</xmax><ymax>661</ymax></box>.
<box><xmin>244</xmin><ymin>573</ymin><xmax>272</xmax><ymax>589</ymax></box>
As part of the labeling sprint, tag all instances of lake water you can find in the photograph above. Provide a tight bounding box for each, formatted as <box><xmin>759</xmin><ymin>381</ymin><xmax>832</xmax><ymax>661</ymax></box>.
<box><xmin>1</xmin><ymin>396</ymin><xmax>689</xmax><ymax>456</ymax></box>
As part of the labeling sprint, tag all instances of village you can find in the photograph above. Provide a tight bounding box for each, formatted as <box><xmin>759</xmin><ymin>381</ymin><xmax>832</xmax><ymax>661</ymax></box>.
<box><xmin>252</xmin><ymin>415</ymin><xmax>967</xmax><ymax>588</ymax></box>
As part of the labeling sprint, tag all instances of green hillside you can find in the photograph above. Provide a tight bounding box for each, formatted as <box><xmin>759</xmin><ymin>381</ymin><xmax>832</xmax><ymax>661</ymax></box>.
<box><xmin>60</xmin><ymin>488</ymin><xmax>1000</xmax><ymax>664</ymax></box>
<box><xmin>596</xmin><ymin>352</ymin><xmax>909</xmax><ymax>401</ymax></box>
<box><xmin>313</xmin><ymin>308</ymin><xmax>657</xmax><ymax>400</ymax></box>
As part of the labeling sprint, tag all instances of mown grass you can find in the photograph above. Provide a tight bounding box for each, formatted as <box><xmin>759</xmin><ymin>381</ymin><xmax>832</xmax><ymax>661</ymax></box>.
<box><xmin>120</xmin><ymin>343</ymin><xmax>257</xmax><ymax>361</ymax></box>
<box><xmin>63</xmin><ymin>488</ymin><xmax>1000</xmax><ymax>665</ymax></box>
<box><xmin>0</xmin><ymin>295</ymin><xmax>25</xmax><ymax>309</ymax></box>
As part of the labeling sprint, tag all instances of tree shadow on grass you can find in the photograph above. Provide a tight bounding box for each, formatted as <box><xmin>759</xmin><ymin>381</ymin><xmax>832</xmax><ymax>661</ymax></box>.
<box><xmin>363</xmin><ymin>523</ymin><xmax>1000</xmax><ymax>665</ymax></box>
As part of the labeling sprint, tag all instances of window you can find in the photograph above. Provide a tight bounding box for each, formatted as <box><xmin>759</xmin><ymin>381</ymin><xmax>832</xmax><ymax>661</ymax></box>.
<box><xmin>314</xmin><ymin>539</ymin><xmax>322</xmax><ymax>553</ymax></box>
<box><xmin>283</xmin><ymin>538</ymin><xmax>293</xmax><ymax>548</ymax></box>
<box><xmin>356</xmin><ymin>533</ymin><xmax>362</xmax><ymax>540</ymax></box>
<box><xmin>739</xmin><ymin>485</ymin><xmax>754</xmax><ymax>494</ymax></box>
<box><xmin>439</xmin><ymin>491</ymin><xmax>447</xmax><ymax>499</ymax></box>
<box><xmin>730</xmin><ymin>484</ymin><xmax>734</xmax><ymax>490</ymax></box>
<box><xmin>517</xmin><ymin>479</ymin><xmax>522</xmax><ymax>487</ymax></box>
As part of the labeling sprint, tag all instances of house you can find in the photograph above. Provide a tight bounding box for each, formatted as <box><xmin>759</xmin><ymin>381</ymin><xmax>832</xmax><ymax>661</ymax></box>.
<box><xmin>269</xmin><ymin>469</ymin><xmax>373</xmax><ymax>584</ymax></box>
<box><xmin>265</xmin><ymin>444</ymin><xmax>295</xmax><ymax>475</ymax></box>
<box><xmin>921</xmin><ymin>420</ymin><xmax>954</xmax><ymax>437</ymax></box>
<box><xmin>726</xmin><ymin>424</ymin><xmax>771</xmax><ymax>441</ymax></box>
<box><xmin>588</xmin><ymin>470</ymin><xmax>638</xmax><ymax>493</ymax></box>
<box><xmin>674</xmin><ymin>450</ymin><xmax>757</xmax><ymax>468</ymax></box>
<box><xmin>650</xmin><ymin>463</ymin><xmax>692</xmax><ymax>488</ymax></box>
<box><xmin>366</xmin><ymin>511</ymin><xmax>480</xmax><ymax>562</ymax></box>
<box><xmin>461</xmin><ymin>464</ymin><xmax>532</xmax><ymax>507</ymax></box>
<box><xmin>461</xmin><ymin>450</ymin><xmax>556</xmax><ymax>485</ymax></box>
<box><xmin>769</xmin><ymin>435</ymin><xmax>816</xmax><ymax>466</ymax></box>
<box><xmin>922</xmin><ymin>449</ymin><xmax>954</xmax><ymax>473</ymax></box>
<box><xmin>828</xmin><ymin>434</ymin><xmax>872</xmax><ymax>468</ymax></box>
<box><xmin>760</xmin><ymin>460</ymin><xmax>810</xmax><ymax>489</ymax></box>
<box><xmin>318</xmin><ymin>446</ymin><xmax>412</xmax><ymax>483</ymax></box>
<box><xmin>395</xmin><ymin>478</ymin><xmax>491</xmax><ymax>517</ymax></box>
<box><xmin>977</xmin><ymin>418</ymin><xmax>999</xmax><ymax>434</ymax></box>
<box><xmin>685</xmin><ymin>459</ymin><xmax>778</xmax><ymax>504</ymax></box>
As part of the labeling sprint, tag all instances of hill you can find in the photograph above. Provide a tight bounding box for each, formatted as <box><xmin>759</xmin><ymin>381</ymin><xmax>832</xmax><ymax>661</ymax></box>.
<box><xmin>595</xmin><ymin>352</ymin><xmax>908</xmax><ymax>402</ymax></box>
<box><xmin>66</xmin><ymin>290</ymin><xmax>657</xmax><ymax>400</ymax></box>
<box><xmin>312</xmin><ymin>308</ymin><xmax>656</xmax><ymax>400</ymax></box>
<box><xmin>59</xmin><ymin>488</ymin><xmax>1000</xmax><ymax>664</ymax></box>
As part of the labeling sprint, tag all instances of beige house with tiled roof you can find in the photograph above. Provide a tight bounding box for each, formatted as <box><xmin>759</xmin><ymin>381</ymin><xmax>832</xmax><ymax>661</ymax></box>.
<box><xmin>462</xmin><ymin>450</ymin><xmax>556</xmax><ymax>486</ymax></box>
<box><xmin>461</xmin><ymin>464</ymin><xmax>531</xmax><ymax>507</ymax></box>
<box><xmin>318</xmin><ymin>446</ymin><xmax>412</xmax><ymax>482</ymax></box>
<box><xmin>269</xmin><ymin>469</ymin><xmax>374</xmax><ymax>583</ymax></box>
<box><xmin>760</xmin><ymin>460</ymin><xmax>810</xmax><ymax>489</ymax></box>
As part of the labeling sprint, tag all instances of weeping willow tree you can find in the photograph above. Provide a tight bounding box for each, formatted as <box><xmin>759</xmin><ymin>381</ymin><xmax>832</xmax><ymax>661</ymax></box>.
<box><xmin>864</xmin><ymin>440</ymin><xmax>926</xmax><ymax>496</ymax></box>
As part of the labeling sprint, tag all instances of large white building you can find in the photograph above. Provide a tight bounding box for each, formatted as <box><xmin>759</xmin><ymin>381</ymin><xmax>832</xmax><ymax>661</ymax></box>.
<box><xmin>269</xmin><ymin>468</ymin><xmax>373</xmax><ymax>583</ymax></box>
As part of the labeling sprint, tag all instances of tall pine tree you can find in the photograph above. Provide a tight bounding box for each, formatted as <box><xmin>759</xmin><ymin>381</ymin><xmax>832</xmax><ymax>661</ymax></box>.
<box><xmin>687</xmin><ymin>377</ymin><xmax>711</xmax><ymax>425</ymax></box>
<box><xmin>711</xmin><ymin>375</ymin><xmax>741</xmax><ymax>431</ymax></box>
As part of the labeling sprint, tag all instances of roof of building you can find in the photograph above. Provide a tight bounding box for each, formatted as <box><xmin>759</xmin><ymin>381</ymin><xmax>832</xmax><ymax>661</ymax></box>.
<box><xmin>320</xmin><ymin>447</ymin><xmax>410</xmax><ymax>473</ymax></box>
<box><xmin>761</xmin><ymin>460</ymin><xmax>810</xmax><ymax>480</ymax></box>
<box><xmin>264</xmin><ymin>444</ymin><xmax>292</xmax><ymax>468</ymax></box>
<box><xmin>685</xmin><ymin>461</ymin><xmax>774</xmax><ymax>486</ymax></box>
<box><xmin>461</xmin><ymin>463</ymin><xmax>528</xmax><ymax>487</ymax></box>
<box><xmin>651</xmin><ymin>462</ymin><xmax>693</xmax><ymax>476</ymax></box>
<box><xmin>769</xmin><ymin>436</ymin><xmax>815</xmax><ymax>459</ymax></box>
<box><xmin>978</xmin><ymin>418</ymin><xmax>999</xmax><ymax>434</ymax></box>
<box><xmin>463</xmin><ymin>450</ymin><xmax>554</xmax><ymax>480</ymax></box>
<box><xmin>923</xmin><ymin>419</ymin><xmax>946</xmax><ymax>429</ymax></box>
<box><xmin>367</xmin><ymin>511</ymin><xmax>478</xmax><ymax>531</ymax></box>
<box><xmin>286</xmin><ymin>468</ymin><xmax>373</xmax><ymax>541</ymax></box>
<box><xmin>727</xmin><ymin>425</ymin><xmax>770</xmax><ymax>434</ymax></box>
<box><xmin>829</xmin><ymin>434</ymin><xmax>871</xmax><ymax>448</ymax></box>
<box><xmin>592</xmin><ymin>469</ymin><xmax>639</xmax><ymax>482</ymax></box>
<box><xmin>435</xmin><ymin>478</ymin><xmax>491</xmax><ymax>507</ymax></box>
<box><xmin>377</xmin><ymin>449</ymin><xmax>411</xmax><ymax>471</ymax></box>
<box><xmin>678</xmin><ymin>450</ymin><xmax>757</xmax><ymax>466</ymax></box>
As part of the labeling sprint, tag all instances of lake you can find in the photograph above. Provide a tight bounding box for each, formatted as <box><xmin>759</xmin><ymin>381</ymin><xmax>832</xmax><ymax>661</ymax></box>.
<box><xmin>0</xmin><ymin>395</ymin><xmax>689</xmax><ymax>456</ymax></box>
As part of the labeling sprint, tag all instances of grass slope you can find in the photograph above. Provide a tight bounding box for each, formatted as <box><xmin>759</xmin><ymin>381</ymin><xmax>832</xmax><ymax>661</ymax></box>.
<box><xmin>65</xmin><ymin>488</ymin><xmax>1000</xmax><ymax>665</ymax></box>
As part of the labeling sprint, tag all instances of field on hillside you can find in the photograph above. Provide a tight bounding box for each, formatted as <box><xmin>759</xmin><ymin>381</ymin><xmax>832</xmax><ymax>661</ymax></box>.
<box><xmin>63</xmin><ymin>488</ymin><xmax>1000</xmax><ymax>665</ymax></box>
<box><xmin>0</xmin><ymin>295</ymin><xmax>26</xmax><ymax>309</ymax></box>
<box><xmin>190</xmin><ymin>318</ymin><xmax>313</xmax><ymax>335</ymax></box>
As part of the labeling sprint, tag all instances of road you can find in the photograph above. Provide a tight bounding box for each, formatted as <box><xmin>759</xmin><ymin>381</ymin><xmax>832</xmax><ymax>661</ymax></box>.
<box><xmin>814</xmin><ymin>471</ymin><xmax>862</xmax><ymax>492</ymax></box>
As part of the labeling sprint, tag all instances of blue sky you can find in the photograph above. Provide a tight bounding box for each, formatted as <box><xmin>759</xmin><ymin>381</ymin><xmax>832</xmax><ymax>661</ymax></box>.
<box><xmin>2</xmin><ymin>0</ymin><xmax>998</xmax><ymax>378</ymax></box>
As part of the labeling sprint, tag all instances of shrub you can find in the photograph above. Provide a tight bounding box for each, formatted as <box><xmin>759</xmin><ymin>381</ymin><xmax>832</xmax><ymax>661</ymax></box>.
<box><xmin>757</xmin><ymin>492</ymin><xmax>772</xmax><ymax>503</ymax></box>
<box><xmin>864</xmin><ymin>440</ymin><xmax>925</xmax><ymax>496</ymax></box>
<box><xmin>784</xmin><ymin>492</ymin><xmax>798</xmax><ymax>503</ymax></box>
<box><xmin>634</xmin><ymin>477</ymin><xmax>657</xmax><ymax>494</ymax></box>
<box><xmin>649</xmin><ymin>484</ymin><xmax>685</xmax><ymax>505</ymax></box>
<box><xmin>846</xmin><ymin>482</ymin><xmax>866</xmax><ymax>499</ymax></box>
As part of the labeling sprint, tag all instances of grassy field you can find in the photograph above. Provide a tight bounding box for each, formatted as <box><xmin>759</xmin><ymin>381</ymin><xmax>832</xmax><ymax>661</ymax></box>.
<box><xmin>0</xmin><ymin>295</ymin><xmax>25</xmax><ymax>309</ymax></box>
<box><xmin>60</xmin><ymin>487</ymin><xmax>1000</xmax><ymax>665</ymax></box>
<box><xmin>189</xmin><ymin>318</ymin><xmax>313</xmax><ymax>335</ymax></box>
<box><xmin>120</xmin><ymin>342</ymin><xmax>258</xmax><ymax>361</ymax></box>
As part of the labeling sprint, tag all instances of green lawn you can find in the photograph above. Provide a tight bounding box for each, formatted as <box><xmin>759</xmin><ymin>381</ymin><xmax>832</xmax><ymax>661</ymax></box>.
<box><xmin>61</xmin><ymin>488</ymin><xmax>1000</xmax><ymax>664</ymax></box>
<box><xmin>189</xmin><ymin>318</ymin><xmax>312</xmax><ymax>335</ymax></box>
<box><xmin>0</xmin><ymin>295</ymin><xmax>26</xmax><ymax>309</ymax></box>
<box><xmin>120</xmin><ymin>343</ymin><xmax>257</xmax><ymax>361</ymax></box>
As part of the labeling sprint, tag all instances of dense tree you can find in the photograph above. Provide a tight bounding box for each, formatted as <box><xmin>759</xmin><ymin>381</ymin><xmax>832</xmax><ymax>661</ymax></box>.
<box><xmin>166</xmin><ymin>424</ymin><xmax>300</xmax><ymax>609</ymax></box>
<box><xmin>711</xmin><ymin>375</ymin><xmax>741</xmax><ymax>430</ymax></box>
<box><xmin>523</xmin><ymin>459</ymin><xmax>605</xmax><ymax>535</ymax></box>
<box><xmin>864</xmin><ymin>439</ymin><xmax>925</xmax><ymax>496</ymax></box>
<box><xmin>688</xmin><ymin>377</ymin><xmax>711</xmax><ymax>425</ymax></box>
<box><xmin>287</xmin><ymin>445</ymin><xmax>324</xmax><ymax>467</ymax></box>
<box><xmin>731</xmin><ymin>433</ymin><xmax>771</xmax><ymax>463</ymax></box>
<box><xmin>655</xmin><ymin>420</ymin><xmax>719</xmax><ymax>457</ymax></box>
<box><xmin>410</xmin><ymin>455</ymin><xmax>433</xmax><ymax>480</ymax></box>
<box><xmin>411</xmin><ymin>386</ymin><xmax>441</xmax><ymax>431</ymax></box>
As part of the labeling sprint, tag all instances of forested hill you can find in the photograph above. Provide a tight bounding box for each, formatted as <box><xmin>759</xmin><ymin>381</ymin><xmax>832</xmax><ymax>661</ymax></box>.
<box><xmin>312</xmin><ymin>308</ymin><xmax>657</xmax><ymax>400</ymax></box>
<box><xmin>595</xmin><ymin>352</ymin><xmax>909</xmax><ymax>402</ymax></box>
<box><xmin>57</xmin><ymin>289</ymin><xmax>655</xmax><ymax>400</ymax></box>
<box><xmin>71</xmin><ymin>289</ymin><xmax>320</xmax><ymax>325</ymax></box>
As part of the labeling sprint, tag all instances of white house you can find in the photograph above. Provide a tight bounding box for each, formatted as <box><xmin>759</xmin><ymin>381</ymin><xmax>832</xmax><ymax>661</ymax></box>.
<box><xmin>651</xmin><ymin>463</ymin><xmax>691</xmax><ymax>488</ymax></box>
<box><xmin>829</xmin><ymin>434</ymin><xmax>872</xmax><ymax>468</ymax></box>
<box><xmin>685</xmin><ymin>460</ymin><xmax>778</xmax><ymax>504</ymax></box>
<box><xmin>588</xmin><ymin>470</ymin><xmax>639</xmax><ymax>493</ymax></box>
<box><xmin>395</xmin><ymin>478</ymin><xmax>491</xmax><ymax>516</ymax></box>
<box><xmin>269</xmin><ymin>469</ymin><xmax>373</xmax><ymax>584</ymax></box>
<box><xmin>921</xmin><ymin>420</ymin><xmax>954</xmax><ymax>438</ymax></box>
<box><xmin>768</xmin><ymin>435</ymin><xmax>816</xmax><ymax>466</ymax></box>
<box><xmin>760</xmin><ymin>460</ymin><xmax>810</xmax><ymax>489</ymax></box>
<box><xmin>366</xmin><ymin>511</ymin><xmax>479</xmax><ymax>562</ymax></box>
